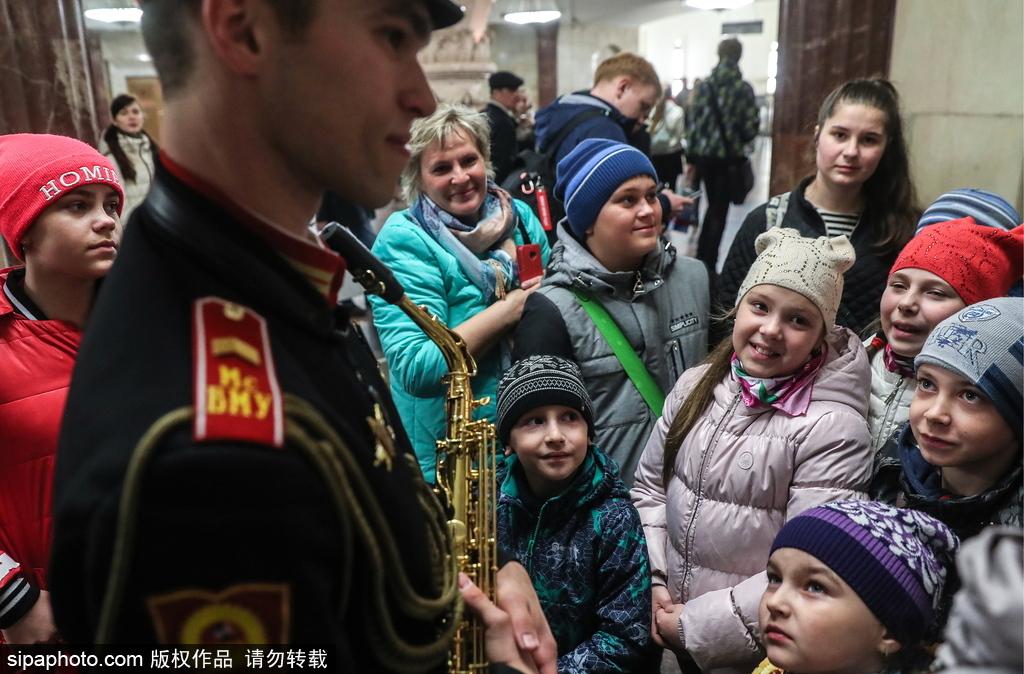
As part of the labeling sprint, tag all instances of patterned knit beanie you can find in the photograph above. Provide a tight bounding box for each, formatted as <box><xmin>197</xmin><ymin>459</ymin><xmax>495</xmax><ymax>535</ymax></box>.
<box><xmin>735</xmin><ymin>227</ymin><xmax>856</xmax><ymax>328</ymax></box>
<box><xmin>917</xmin><ymin>189</ymin><xmax>1020</xmax><ymax>235</ymax></box>
<box><xmin>890</xmin><ymin>218</ymin><xmax>1024</xmax><ymax>307</ymax></box>
<box><xmin>771</xmin><ymin>500</ymin><xmax>959</xmax><ymax>646</ymax></box>
<box><xmin>915</xmin><ymin>297</ymin><xmax>1024</xmax><ymax>442</ymax></box>
<box><xmin>496</xmin><ymin>355</ymin><xmax>594</xmax><ymax>447</ymax></box>
<box><xmin>554</xmin><ymin>138</ymin><xmax>657</xmax><ymax>238</ymax></box>
<box><xmin>0</xmin><ymin>133</ymin><xmax>124</xmax><ymax>261</ymax></box>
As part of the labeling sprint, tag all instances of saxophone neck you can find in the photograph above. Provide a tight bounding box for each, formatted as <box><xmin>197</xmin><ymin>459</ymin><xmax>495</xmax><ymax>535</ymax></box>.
<box><xmin>396</xmin><ymin>296</ymin><xmax>477</xmax><ymax>378</ymax></box>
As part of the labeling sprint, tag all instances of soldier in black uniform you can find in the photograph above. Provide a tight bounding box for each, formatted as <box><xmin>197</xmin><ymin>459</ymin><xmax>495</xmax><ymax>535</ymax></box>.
<box><xmin>48</xmin><ymin>1</ymin><xmax>555</xmax><ymax>672</ymax></box>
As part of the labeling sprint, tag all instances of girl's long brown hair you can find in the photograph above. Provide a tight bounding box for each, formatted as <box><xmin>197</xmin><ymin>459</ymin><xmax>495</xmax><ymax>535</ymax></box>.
<box><xmin>814</xmin><ymin>79</ymin><xmax>921</xmax><ymax>258</ymax></box>
<box><xmin>661</xmin><ymin>335</ymin><xmax>735</xmax><ymax>485</ymax></box>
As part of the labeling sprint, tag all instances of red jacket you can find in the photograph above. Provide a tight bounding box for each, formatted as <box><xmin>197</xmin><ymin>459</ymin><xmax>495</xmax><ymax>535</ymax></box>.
<box><xmin>0</xmin><ymin>267</ymin><xmax>81</xmax><ymax>618</ymax></box>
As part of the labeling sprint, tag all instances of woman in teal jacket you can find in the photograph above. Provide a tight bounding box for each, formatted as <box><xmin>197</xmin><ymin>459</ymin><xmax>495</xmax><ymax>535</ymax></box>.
<box><xmin>370</xmin><ymin>104</ymin><xmax>550</xmax><ymax>480</ymax></box>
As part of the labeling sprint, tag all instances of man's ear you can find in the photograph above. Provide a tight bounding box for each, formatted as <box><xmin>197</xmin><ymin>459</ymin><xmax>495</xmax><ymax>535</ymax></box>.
<box><xmin>614</xmin><ymin>76</ymin><xmax>632</xmax><ymax>99</ymax></box>
<box><xmin>201</xmin><ymin>0</ymin><xmax>268</xmax><ymax>76</ymax></box>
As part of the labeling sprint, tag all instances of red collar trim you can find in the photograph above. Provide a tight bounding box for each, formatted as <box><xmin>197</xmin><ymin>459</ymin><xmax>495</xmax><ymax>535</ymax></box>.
<box><xmin>159</xmin><ymin>151</ymin><xmax>346</xmax><ymax>302</ymax></box>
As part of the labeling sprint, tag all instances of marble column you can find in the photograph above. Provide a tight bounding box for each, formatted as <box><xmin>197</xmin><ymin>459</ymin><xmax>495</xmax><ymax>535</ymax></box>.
<box><xmin>0</xmin><ymin>0</ymin><xmax>106</xmax><ymax>144</ymax></box>
<box><xmin>536</xmin><ymin>22</ymin><xmax>558</xmax><ymax>108</ymax></box>
<box><xmin>770</xmin><ymin>0</ymin><xmax>897</xmax><ymax>195</ymax></box>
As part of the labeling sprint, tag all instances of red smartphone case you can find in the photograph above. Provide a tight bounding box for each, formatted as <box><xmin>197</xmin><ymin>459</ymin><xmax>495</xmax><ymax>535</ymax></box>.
<box><xmin>516</xmin><ymin>243</ymin><xmax>543</xmax><ymax>282</ymax></box>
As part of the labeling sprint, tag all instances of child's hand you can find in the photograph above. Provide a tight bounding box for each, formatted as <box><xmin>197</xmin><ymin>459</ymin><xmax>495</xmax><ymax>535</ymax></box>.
<box><xmin>651</xmin><ymin>585</ymin><xmax>673</xmax><ymax>646</ymax></box>
<box><xmin>655</xmin><ymin>600</ymin><xmax>685</xmax><ymax>650</ymax></box>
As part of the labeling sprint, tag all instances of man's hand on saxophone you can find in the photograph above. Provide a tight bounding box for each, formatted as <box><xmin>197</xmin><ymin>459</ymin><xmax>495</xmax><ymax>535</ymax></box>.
<box><xmin>460</xmin><ymin>567</ymin><xmax>558</xmax><ymax>674</ymax></box>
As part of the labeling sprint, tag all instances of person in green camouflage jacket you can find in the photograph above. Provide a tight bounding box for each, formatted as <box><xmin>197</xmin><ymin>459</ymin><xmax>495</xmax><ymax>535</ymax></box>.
<box><xmin>686</xmin><ymin>38</ymin><xmax>760</xmax><ymax>271</ymax></box>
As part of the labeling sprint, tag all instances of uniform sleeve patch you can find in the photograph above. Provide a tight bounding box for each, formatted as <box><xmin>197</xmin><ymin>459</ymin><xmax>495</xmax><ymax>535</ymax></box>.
<box><xmin>192</xmin><ymin>297</ymin><xmax>284</xmax><ymax>448</ymax></box>
<box><xmin>147</xmin><ymin>583</ymin><xmax>290</xmax><ymax>645</ymax></box>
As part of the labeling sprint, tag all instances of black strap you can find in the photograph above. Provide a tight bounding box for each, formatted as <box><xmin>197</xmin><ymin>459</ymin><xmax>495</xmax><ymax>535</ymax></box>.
<box><xmin>704</xmin><ymin>81</ymin><xmax>742</xmax><ymax>157</ymax></box>
<box><xmin>542</xmin><ymin>107</ymin><xmax>607</xmax><ymax>166</ymax></box>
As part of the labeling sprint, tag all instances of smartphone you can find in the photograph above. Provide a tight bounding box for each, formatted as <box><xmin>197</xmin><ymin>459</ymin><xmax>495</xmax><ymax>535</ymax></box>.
<box><xmin>516</xmin><ymin>243</ymin><xmax>543</xmax><ymax>283</ymax></box>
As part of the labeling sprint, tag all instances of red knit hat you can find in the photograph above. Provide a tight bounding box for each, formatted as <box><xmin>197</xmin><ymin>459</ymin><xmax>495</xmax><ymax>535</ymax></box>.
<box><xmin>889</xmin><ymin>217</ymin><xmax>1024</xmax><ymax>306</ymax></box>
<box><xmin>0</xmin><ymin>133</ymin><xmax>124</xmax><ymax>261</ymax></box>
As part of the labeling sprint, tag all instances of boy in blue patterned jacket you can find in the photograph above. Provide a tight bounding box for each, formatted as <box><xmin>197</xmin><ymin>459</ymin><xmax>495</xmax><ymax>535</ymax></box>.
<box><xmin>494</xmin><ymin>355</ymin><xmax>660</xmax><ymax>674</ymax></box>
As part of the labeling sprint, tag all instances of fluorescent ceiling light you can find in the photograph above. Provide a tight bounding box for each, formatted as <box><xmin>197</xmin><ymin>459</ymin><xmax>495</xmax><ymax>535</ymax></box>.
<box><xmin>503</xmin><ymin>0</ymin><xmax>560</xmax><ymax>24</ymax></box>
<box><xmin>84</xmin><ymin>7</ymin><xmax>143</xmax><ymax>22</ymax></box>
<box><xmin>685</xmin><ymin>0</ymin><xmax>754</xmax><ymax>10</ymax></box>
<box><xmin>504</xmin><ymin>10</ymin><xmax>561</xmax><ymax>23</ymax></box>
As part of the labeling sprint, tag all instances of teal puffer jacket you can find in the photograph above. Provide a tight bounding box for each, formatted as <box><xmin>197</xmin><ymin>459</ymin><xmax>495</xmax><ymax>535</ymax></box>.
<box><xmin>369</xmin><ymin>200</ymin><xmax>549</xmax><ymax>481</ymax></box>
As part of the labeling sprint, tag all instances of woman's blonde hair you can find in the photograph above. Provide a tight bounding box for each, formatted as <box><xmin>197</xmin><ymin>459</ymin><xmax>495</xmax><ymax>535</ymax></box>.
<box><xmin>401</xmin><ymin>102</ymin><xmax>494</xmax><ymax>204</ymax></box>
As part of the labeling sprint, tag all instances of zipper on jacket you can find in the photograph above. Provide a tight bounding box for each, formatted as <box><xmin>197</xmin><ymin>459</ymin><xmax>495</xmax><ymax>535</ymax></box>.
<box><xmin>525</xmin><ymin>501</ymin><xmax>550</xmax><ymax>575</ymax></box>
<box><xmin>679</xmin><ymin>392</ymin><xmax>742</xmax><ymax>598</ymax></box>
<box><xmin>633</xmin><ymin>272</ymin><xmax>646</xmax><ymax>295</ymax></box>
<box><xmin>876</xmin><ymin>378</ymin><xmax>907</xmax><ymax>446</ymax></box>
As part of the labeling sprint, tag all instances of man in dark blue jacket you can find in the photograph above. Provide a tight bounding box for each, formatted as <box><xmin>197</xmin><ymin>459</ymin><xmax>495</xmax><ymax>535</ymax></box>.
<box><xmin>534</xmin><ymin>52</ymin><xmax>687</xmax><ymax>225</ymax></box>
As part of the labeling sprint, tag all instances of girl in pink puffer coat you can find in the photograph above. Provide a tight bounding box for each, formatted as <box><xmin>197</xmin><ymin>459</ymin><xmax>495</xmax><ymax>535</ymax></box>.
<box><xmin>632</xmin><ymin>228</ymin><xmax>873</xmax><ymax>674</ymax></box>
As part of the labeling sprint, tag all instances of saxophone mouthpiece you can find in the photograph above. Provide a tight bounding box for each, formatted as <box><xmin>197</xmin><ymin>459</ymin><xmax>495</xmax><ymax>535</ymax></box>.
<box><xmin>320</xmin><ymin>221</ymin><xmax>406</xmax><ymax>304</ymax></box>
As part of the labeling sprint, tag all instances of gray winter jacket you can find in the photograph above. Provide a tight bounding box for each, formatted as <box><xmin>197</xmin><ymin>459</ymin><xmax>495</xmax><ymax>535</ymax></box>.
<box><xmin>512</xmin><ymin>224</ymin><xmax>710</xmax><ymax>486</ymax></box>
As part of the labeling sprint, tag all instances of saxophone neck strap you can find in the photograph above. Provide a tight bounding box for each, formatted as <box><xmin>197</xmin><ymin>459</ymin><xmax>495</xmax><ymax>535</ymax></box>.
<box><xmin>570</xmin><ymin>288</ymin><xmax>665</xmax><ymax>414</ymax></box>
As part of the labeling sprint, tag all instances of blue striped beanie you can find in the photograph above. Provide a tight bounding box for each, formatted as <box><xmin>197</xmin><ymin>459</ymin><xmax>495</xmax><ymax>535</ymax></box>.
<box><xmin>916</xmin><ymin>297</ymin><xmax>1024</xmax><ymax>442</ymax></box>
<box><xmin>917</xmin><ymin>189</ymin><xmax>1021</xmax><ymax>235</ymax></box>
<box><xmin>554</xmin><ymin>139</ymin><xmax>657</xmax><ymax>238</ymax></box>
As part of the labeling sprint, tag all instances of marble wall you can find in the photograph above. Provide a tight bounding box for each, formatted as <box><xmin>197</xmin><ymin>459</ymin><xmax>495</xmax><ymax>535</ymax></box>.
<box><xmin>891</xmin><ymin>0</ymin><xmax>1024</xmax><ymax>214</ymax></box>
<box><xmin>0</xmin><ymin>0</ymin><xmax>107</xmax><ymax>143</ymax></box>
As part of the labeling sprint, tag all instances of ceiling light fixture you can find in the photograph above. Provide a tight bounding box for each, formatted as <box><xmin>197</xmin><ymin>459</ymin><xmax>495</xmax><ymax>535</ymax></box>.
<box><xmin>84</xmin><ymin>7</ymin><xmax>143</xmax><ymax>22</ymax></box>
<box><xmin>503</xmin><ymin>0</ymin><xmax>561</xmax><ymax>24</ymax></box>
<box><xmin>684</xmin><ymin>0</ymin><xmax>754</xmax><ymax>10</ymax></box>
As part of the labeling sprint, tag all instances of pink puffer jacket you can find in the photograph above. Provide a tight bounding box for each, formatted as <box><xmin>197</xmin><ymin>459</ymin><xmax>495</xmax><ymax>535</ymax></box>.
<box><xmin>631</xmin><ymin>326</ymin><xmax>872</xmax><ymax>673</ymax></box>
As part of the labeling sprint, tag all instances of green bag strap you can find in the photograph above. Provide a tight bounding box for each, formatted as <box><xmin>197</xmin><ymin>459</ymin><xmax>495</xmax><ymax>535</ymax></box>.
<box><xmin>570</xmin><ymin>288</ymin><xmax>665</xmax><ymax>414</ymax></box>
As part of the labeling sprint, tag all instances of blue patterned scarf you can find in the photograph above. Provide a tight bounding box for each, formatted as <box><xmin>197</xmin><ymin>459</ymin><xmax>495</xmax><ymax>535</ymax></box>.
<box><xmin>411</xmin><ymin>183</ymin><xmax>520</xmax><ymax>303</ymax></box>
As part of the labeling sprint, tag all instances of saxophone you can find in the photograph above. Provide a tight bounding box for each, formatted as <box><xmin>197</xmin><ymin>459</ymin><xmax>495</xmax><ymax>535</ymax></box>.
<box><xmin>323</xmin><ymin>223</ymin><xmax>497</xmax><ymax>673</ymax></box>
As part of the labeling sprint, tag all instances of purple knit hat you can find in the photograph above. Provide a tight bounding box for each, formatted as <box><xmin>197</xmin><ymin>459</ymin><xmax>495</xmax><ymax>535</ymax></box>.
<box><xmin>771</xmin><ymin>500</ymin><xmax>959</xmax><ymax>645</ymax></box>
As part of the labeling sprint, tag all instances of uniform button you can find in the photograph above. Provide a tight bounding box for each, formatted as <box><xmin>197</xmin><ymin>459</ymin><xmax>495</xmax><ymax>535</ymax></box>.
<box><xmin>738</xmin><ymin>451</ymin><xmax>753</xmax><ymax>470</ymax></box>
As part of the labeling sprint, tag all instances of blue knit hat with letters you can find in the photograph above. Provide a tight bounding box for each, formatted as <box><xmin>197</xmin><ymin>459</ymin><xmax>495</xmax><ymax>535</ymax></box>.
<box><xmin>916</xmin><ymin>297</ymin><xmax>1024</xmax><ymax>442</ymax></box>
<box><xmin>917</xmin><ymin>189</ymin><xmax>1021</xmax><ymax>235</ymax></box>
<box><xmin>554</xmin><ymin>139</ymin><xmax>657</xmax><ymax>238</ymax></box>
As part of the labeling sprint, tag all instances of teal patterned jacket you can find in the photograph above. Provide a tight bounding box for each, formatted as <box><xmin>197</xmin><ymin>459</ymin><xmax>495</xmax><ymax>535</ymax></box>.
<box><xmin>687</xmin><ymin>60</ymin><xmax>760</xmax><ymax>162</ymax></box>
<box><xmin>496</xmin><ymin>448</ymin><xmax>659</xmax><ymax>674</ymax></box>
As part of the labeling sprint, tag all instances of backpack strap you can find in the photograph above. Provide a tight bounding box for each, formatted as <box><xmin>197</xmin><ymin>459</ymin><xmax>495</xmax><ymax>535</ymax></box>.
<box><xmin>542</xmin><ymin>107</ymin><xmax>607</xmax><ymax>173</ymax></box>
<box><xmin>570</xmin><ymin>288</ymin><xmax>665</xmax><ymax>415</ymax></box>
<box><xmin>764</xmin><ymin>192</ymin><xmax>791</xmax><ymax>231</ymax></box>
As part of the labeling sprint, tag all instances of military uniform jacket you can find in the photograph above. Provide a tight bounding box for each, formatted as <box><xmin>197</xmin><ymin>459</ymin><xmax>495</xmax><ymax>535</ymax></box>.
<box><xmin>49</xmin><ymin>163</ymin><xmax>453</xmax><ymax>672</ymax></box>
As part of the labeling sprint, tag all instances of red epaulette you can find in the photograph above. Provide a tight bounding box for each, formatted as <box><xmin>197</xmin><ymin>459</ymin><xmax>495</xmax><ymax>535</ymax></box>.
<box><xmin>191</xmin><ymin>297</ymin><xmax>284</xmax><ymax>448</ymax></box>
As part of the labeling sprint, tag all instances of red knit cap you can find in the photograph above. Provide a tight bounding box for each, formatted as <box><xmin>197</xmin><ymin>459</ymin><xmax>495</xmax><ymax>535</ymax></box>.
<box><xmin>0</xmin><ymin>133</ymin><xmax>124</xmax><ymax>261</ymax></box>
<box><xmin>889</xmin><ymin>217</ymin><xmax>1024</xmax><ymax>306</ymax></box>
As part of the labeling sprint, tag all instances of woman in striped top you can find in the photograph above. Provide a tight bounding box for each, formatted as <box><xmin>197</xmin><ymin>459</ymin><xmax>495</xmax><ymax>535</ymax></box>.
<box><xmin>719</xmin><ymin>79</ymin><xmax>921</xmax><ymax>335</ymax></box>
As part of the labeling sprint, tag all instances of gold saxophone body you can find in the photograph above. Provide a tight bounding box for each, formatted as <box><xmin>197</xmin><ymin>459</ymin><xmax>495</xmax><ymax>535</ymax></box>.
<box><xmin>326</xmin><ymin>224</ymin><xmax>497</xmax><ymax>673</ymax></box>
